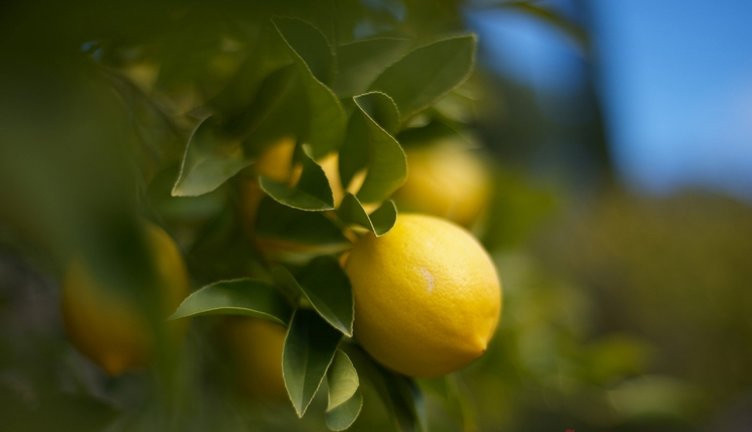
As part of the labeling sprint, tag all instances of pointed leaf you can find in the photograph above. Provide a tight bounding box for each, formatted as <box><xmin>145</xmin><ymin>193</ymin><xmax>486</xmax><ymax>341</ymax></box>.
<box><xmin>352</xmin><ymin>90</ymin><xmax>401</xmax><ymax>135</ymax></box>
<box><xmin>209</xmin><ymin>24</ymin><xmax>292</xmax><ymax>124</ymax></box>
<box><xmin>172</xmin><ymin>116</ymin><xmax>249</xmax><ymax>197</ymax></box>
<box><xmin>294</xmin><ymin>256</ymin><xmax>354</xmax><ymax>336</ymax></box>
<box><xmin>339</xmin><ymin>92</ymin><xmax>406</xmax><ymax>203</ymax></box>
<box><xmin>233</xmin><ymin>65</ymin><xmax>304</xmax><ymax>149</ymax></box>
<box><xmin>337</xmin><ymin>193</ymin><xmax>397</xmax><ymax>236</ymax></box>
<box><xmin>273</xmin><ymin>18</ymin><xmax>346</xmax><ymax>158</ymax></box>
<box><xmin>333</xmin><ymin>37</ymin><xmax>411</xmax><ymax>97</ymax></box>
<box><xmin>369</xmin><ymin>35</ymin><xmax>476</xmax><ymax>121</ymax></box>
<box><xmin>368</xmin><ymin>200</ymin><xmax>399</xmax><ymax>235</ymax></box>
<box><xmin>272</xmin><ymin>17</ymin><xmax>335</xmax><ymax>84</ymax></box>
<box><xmin>345</xmin><ymin>346</ymin><xmax>426</xmax><ymax>432</ymax></box>
<box><xmin>327</xmin><ymin>350</ymin><xmax>360</xmax><ymax>411</ymax></box>
<box><xmin>325</xmin><ymin>390</ymin><xmax>363</xmax><ymax>431</ymax></box>
<box><xmin>259</xmin><ymin>145</ymin><xmax>335</xmax><ymax>211</ymax></box>
<box><xmin>283</xmin><ymin>309</ymin><xmax>341</xmax><ymax>417</ymax></box>
<box><xmin>170</xmin><ymin>278</ymin><xmax>291</xmax><ymax>325</ymax></box>
<box><xmin>270</xmin><ymin>265</ymin><xmax>304</xmax><ymax>303</ymax></box>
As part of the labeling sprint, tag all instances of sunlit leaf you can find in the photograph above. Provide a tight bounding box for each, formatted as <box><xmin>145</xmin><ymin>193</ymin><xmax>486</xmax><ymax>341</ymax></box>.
<box><xmin>352</xmin><ymin>89</ymin><xmax>401</xmax><ymax>134</ymax></box>
<box><xmin>286</xmin><ymin>256</ymin><xmax>354</xmax><ymax>336</ymax></box>
<box><xmin>273</xmin><ymin>18</ymin><xmax>346</xmax><ymax>158</ymax></box>
<box><xmin>171</xmin><ymin>116</ymin><xmax>249</xmax><ymax>197</ymax></box>
<box><xmin>273</xmin><ymin>17</ymin><xmax>335</xmax><ymax>84</ymax></box>
<box><xmin>369</xmin><ymin>35</ymin><xmax>476</xmax><ymax>122</ymax></box>
<box><xmin>325</xmin><ymin>390</ymin><xmax>363</xmax><ymax>431</ymax></box>
<box><xmin>327</xmin><ymin>350</ymin><xmax>360</xmax><ymax>411</ymax></box>
<box><xmin>339</xmin><ymin>92</ymin><xmax>406</xmax><ymax>203</ymax></box>
<box><xmin>283</xmin><ymin>309</ymin><xmax>342</xmax><ymax>417</ymax></box>
<box><xmin>259</xmin><ymin>145</ymin><xmax>335</xmax><ymax>211</ymax></box>
<box><xmin>333</xmin><ymin>37</ymin><xmax>411</xmax><ymax>97</ymax></box>
<box><xmin>345</xmin><ymin>346</ymin><xmax>426</xmax><ymax>432</ymax></box>
<box><xmin>169</xmin><ymin>278</ymin><xmax>291</xmax><ymax>324</ymax></box>
<box><xmin>337</xmin><ymin>193</ymin><xmax>397</xmax><ymax>236</ymax></box>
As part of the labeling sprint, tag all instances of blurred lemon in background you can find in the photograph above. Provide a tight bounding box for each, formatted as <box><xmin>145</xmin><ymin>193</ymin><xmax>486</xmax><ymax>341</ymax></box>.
<box><xmin>61</xmin><ymin>222</ymin><xmax>189</xmax><ymax>375</ymax></box>
<box><xmin>396</xmin><ymin>141</ymin><xmax>491</xmax><ymax>227</ymax></box>
<box><xmin>222</xmin><ymin>317</ymin><xmax>287</xmax><ymax>400</ymax></box>
<box><xmin>345</xmin><ymin>213</ymin><xmax>501</xmax><ymax>377</ymax></box>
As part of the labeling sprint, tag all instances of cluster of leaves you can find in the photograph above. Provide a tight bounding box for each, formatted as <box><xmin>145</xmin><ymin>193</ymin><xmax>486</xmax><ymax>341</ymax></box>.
<box><xmin>131</xmin><ymin>14</ymin><xmax>478</xmax><ymax>432</ymax></box>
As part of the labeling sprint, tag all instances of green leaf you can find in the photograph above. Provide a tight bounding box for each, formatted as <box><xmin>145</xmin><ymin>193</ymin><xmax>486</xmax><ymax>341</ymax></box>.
<box><xmin>293</xmin><ymin>256</ymin><xmax>354</xmax><ymax>336</ymax></box>
<box><xmin>327</xmin><ymin>350</ymin><xmax>360</xmax><ymax>411</ymax></box>
<box><xmin>259</xmin><ymin>145</ymin><xmax>335</xmax><ymax>211</ymax></box>
<box><xmin>255</xmin><ymin>197</ymin><xmax>349</xmax><ymax>248</ymax></box>
<box><xmin>272</xmin><ymin>17</ymin><xmax>335</xmax><ymax>84</ymax></box>
<box><xmin>232</xmin><ymin>65</ymin><xmax>303</xmax><ymax>150</ymax></box>
<box><xmin>171</xmin><ymin>116</ymin><xmax>249</xmax><ymax>197</ymax></box>
<box><xmin>325</xmin><ymin>390</ymin><xmax>363</xmax><ymax>431</ymax></box>
<box><xmin>352</xmin><ymin>90</ymin><xmax>401</xmax><ymax>135</ymax></box>
<box><xmin>209</xmin><ymin>24</ymin><xmax>292</xmax><ymax>124</ymax></box>
<box><xmin>369</xmin><ymin>35</ymin><xmax>476</xmax><ymax>122</ymax></box>
<box><xmin>273</xmin><ymin>18</ymin><xmax>346</xmax><ymax>158</ymax></box>
<box><xmin>283</xmin><ymin>309</ymin><xmax>342</xmax><ymax>417</ymax></box>
<box><xmin>333</xmin><ymin>37</ymin><xmax>411</xmax><ymax>97</ymax></box>
<box><xmin>169</xmin><ymin>278</ymin><xmax>291</xmax><ymax>325</ymax></box>
<box><xmin>339</xmin><ymin>92</ymin><xmax>406</xmax><ymax>203</ymax></box>
<box><xmin>270</xmin><ymin>265</ymin><xmax>304</xmax><ymax>303</ymax></box>
<box><xmin>337</xmin><ymin>193</ymin><xmax>397</xmax><ymax>236</ymax></box>
<box><xmin>345</xmin><ymin>346</ymin><xmax>426</xmax><ymax>432</ymax></box>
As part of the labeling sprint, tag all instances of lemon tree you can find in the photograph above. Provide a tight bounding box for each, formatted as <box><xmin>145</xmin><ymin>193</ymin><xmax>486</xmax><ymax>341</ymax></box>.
<box><xmin>9</xmin><ymin>2</ymin><xmax>508</xmax><ymax>431</ymax></box>
<box><xmin>62</xmin><ymin>222</ymin><xmax>189</xmax><ymax>376</ymax></box>
<box><xmin>165</xmin><ymin>18</ymin><xmax>497</xmax><ymax>425</ymax></box>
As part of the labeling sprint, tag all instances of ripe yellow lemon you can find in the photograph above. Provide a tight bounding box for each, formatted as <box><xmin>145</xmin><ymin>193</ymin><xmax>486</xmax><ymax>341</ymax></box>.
<box><xmin>61</xmin><ymin>223</ymin><xmax>189</xmax><ymax>375</ymax></box>
<box><xmin>396</xmin><ymin>142</ymin><xmax>491</xmax><ymax>227</ymax></box>
<box><xmin>345</xmin><ymin>214</ymin><xmax>501</xmax><ymax>377</ymax></box>
<box><xmin>222</xmin><ymin>317</ymin><xmax>287</xmax><ymax>400</ymax></box>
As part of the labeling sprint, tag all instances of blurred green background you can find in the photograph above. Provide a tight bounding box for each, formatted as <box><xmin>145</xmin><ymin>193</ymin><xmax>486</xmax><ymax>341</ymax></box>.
<box><xmin>1</xmin><ymin>1</ymin><xmax>751</xmax><ymax>431</ymax></box>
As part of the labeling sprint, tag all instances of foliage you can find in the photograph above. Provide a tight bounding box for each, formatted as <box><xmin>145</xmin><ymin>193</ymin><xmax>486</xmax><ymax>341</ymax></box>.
<box><xmin>0</xmin><ymin>1</ymin><xmax>486</xmax><ymax>430</ymax></box>
<box><xmin>2</xmin><ymin>1</ymin><xmax>745</xmax><ymax>431</ymax></box>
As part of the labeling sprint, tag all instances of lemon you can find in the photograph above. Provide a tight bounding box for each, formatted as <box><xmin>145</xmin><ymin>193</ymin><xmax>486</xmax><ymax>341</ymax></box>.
<box><xmin>396</xmin><ymin>142</ymin><xmax>491</xmax><ymax>227</ymax></box>
<box><xmin>253</xmin><ymin>136</ymin><xmax>300</xmax><ymax>184</ymax></box>
<box><xmin>61</xmin><ymin>222</ymin><xmax>189</xmax><ymax>375</ymax></box>
<box><xmin>345</xmin><ymin>214</ymin><xmax>501</xmax><ymax>377</ymax></box>
<box><xmin>222</xmin><ymin>317</ymin><xmax>287</xmax><ymax>400</ymax></box>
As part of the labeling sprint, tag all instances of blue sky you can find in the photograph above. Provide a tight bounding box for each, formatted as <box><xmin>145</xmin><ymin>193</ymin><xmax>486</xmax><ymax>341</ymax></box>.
<box><xmin>468</xmin><ymin>0</ymin><xmax>752</xmax><ymax>200</ymax></box>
